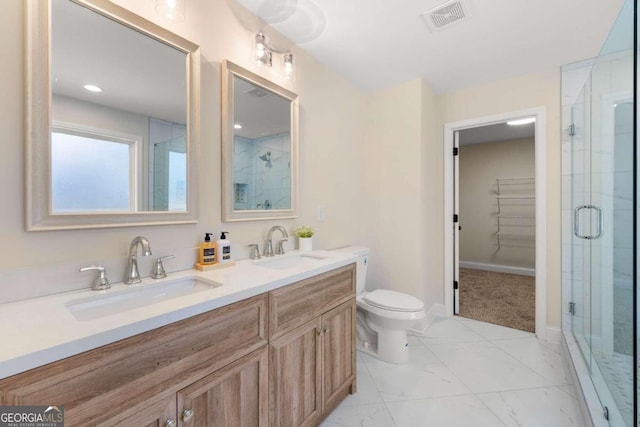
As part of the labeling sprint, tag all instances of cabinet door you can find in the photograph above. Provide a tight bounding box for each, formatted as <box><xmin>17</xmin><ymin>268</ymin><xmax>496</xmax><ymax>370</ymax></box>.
<box><xmin>177</xmin><ymin>346</ymin><xmax>268</xmax><ymax>427</ymax></box>
<box><xmin>110</xmin><ymin>394</ymin><xmax>176</xmax><ymax>427</ymax></box>
<box><xmin>322</xmin><ymin>299</ymin><xmax>356</xmax><ymax>412</ymax></box>
<box><xmin>270</xmin><ymin>318</ymin><xmax>322</xmax><ymax>427</ymax></box>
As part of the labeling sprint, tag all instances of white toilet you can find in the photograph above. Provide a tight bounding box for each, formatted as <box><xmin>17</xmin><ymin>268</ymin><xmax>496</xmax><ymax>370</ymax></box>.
<box><xmin>334</xmin><ymin>246</ymin><xmax>425</xmax><ymax>364</ymax></box>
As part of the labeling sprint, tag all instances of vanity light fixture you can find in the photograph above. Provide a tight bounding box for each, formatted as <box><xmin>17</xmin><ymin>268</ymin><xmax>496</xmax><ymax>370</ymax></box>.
<box><xmin>155</xmin><ymin>0</ymin><xmax>185</xmax><ymax>21</ymax></box>
<box><xmin>83</xmin><ymin>84</ymin><xmax>102</xmax><ymax>93</ymax></box>
<box><xmin>255</xmin><ymin>33</ymin><xmax>294</xmax><ymax>79</ymax></box>
<box><xmin>507</xmin><ymin>117</ymin><xmax>536</xmax><ymax>126</ymax></box>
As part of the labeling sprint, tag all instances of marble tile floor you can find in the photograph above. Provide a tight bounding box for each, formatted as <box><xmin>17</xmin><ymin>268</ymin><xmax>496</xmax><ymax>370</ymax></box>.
<box><xmin>321</xmin><ymin>316</ymin><xmax>585</xmax><ymax>427</ymax></box>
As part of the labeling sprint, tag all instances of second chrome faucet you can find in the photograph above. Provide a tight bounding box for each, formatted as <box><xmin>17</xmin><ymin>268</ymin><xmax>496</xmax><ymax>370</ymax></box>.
<box><xmin>264</xmin><ymin>225</ymin><xmax>288</xmax><ymax>257</ymax></box>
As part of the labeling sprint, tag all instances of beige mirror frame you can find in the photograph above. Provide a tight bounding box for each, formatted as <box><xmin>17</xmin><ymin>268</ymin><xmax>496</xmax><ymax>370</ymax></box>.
<box><xmin>25</xmin><ymin>0</ymin><xmax>200</xmax><ymax>231</ymax></box>
<box><xmin>221</xmin><ymin>60</ymin><xmax>299</xmax><ymax>222</ymax></box>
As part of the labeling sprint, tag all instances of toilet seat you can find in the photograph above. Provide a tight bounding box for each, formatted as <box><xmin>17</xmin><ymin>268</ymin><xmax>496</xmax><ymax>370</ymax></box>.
<box><xmin>363</xmin><ymin>290</ymin><xmax>424</xmax><ymax>312</ymax></box>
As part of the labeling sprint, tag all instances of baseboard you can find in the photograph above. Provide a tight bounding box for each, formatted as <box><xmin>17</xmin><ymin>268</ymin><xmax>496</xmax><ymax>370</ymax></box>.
<box><xmin>409</xmin><ymin>303</ymin><xmax>444</xmax><ymax>335</ymax></box>
<box><xmin>460</xmin><ymin>261</ymin><xmax>535</xmax><ymax>277</ymax></box>
<box><xmin>545</xmin><ymin>326</ymin><xmax>561</xmax><ymax>344</ymax></box>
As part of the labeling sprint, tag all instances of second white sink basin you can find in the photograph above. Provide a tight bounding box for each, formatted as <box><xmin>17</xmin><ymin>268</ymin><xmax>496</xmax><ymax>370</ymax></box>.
<box><xmin>254</xmin><ymin>253</ymin><xmax>323</xmax><ymax>270</ymax></box>
<box><xmin>66</xmin><ymin>277</ymin><xmax>220</xmax><ymax>321</ymax></box>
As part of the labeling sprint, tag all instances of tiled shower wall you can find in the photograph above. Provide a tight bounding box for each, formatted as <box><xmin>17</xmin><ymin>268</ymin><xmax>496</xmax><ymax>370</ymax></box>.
<box><xmin>233</xmin><ymin>132</ymin><xmax>291</xmax><ymax>210</ymax></box>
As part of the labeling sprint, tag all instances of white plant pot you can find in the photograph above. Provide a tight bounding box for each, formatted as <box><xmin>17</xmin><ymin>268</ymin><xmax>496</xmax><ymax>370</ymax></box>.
<box><xmin>298</xmin><ymin>237</ymin><xmax>312</xmax><ymax>252</ymax></box>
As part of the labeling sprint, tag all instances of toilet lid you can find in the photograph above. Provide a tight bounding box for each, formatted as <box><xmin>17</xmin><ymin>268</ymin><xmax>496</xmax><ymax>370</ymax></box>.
<box><xmin>363</xmin><ymin>290</ymin><xmax>424</xmax><ymax>312</ymax></box>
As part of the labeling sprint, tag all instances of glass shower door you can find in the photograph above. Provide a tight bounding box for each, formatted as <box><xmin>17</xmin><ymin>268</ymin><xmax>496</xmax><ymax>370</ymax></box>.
<box><xmin>570</xmin><ymin>0</ymin><xmax>635</xmax><ymax>424</ymax></box>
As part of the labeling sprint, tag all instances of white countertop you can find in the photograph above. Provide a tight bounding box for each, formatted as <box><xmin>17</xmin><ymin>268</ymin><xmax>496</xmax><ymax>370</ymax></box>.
<box><xmin>0</xmin><ymin>250</ymin><xmax>358</xmax><ymax>379</ymax></box>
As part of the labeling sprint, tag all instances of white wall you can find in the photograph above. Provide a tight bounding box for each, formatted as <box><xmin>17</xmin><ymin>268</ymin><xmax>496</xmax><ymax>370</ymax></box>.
<box><xmin>438</xmin><ymin>69</ymin><xmax>562</xmax><ymax>328</ymax></box>
<box><xmin>459</xmin><ymin>138</ymin><xmax>535</xmax><ymax>269</ymax></box>
<box><xmin>361</xmin><ymin>79</ymin><xmax>441</xmax><ymax>310</ymax></box>
<box><xmin>0</xmin><ymin>0</ymin><xmax>367</xmax><ymax>302</ymax></box>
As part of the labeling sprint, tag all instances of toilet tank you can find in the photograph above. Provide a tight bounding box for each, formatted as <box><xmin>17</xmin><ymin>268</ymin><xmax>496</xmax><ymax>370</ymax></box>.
<box><xmin>331</xmin><ymin>246</ymin><xmax>370</xmax><ymax>295</ymax></box>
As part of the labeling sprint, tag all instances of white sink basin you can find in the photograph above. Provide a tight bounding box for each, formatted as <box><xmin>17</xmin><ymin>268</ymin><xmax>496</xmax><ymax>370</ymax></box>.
<box><xmin>254</xmin><ymin>253</ymin><xmax>322</xmax><ymax>270</ymax></box>
<box><xmin>66</xmin><ymin>277</ymin><xmax>220</xmax><ymax>321</ymax></box>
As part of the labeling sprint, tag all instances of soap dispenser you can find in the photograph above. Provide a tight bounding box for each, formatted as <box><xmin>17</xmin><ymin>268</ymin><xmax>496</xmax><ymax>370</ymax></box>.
<box><xmin>216</xmin><ymin>232</ymin><xmax>231</xmax><ymax>263</ymax></box>
<box><xmin>198</xmin><ymin>233</ymin><xmax>216</xmax><ymax>265</ymax></box>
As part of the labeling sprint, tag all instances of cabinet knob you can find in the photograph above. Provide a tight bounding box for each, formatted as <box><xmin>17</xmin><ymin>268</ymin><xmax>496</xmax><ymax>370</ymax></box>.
<box><xmin>182</xmin><ymin>408</ymin><xmax>194</xmax><ymax>422</ymax></box>
<box><xmin>164</xmin><ymin>419</ymin><xmax>176</xmax><ymax>427</ymax></box>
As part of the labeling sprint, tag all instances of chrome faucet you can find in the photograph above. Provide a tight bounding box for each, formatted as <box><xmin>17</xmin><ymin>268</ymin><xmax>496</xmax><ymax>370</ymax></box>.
<box><xmin>264</xmin><ymin>226</ymin><xmax>288</xmax><ymax>257</ymax></box>
<box><xmin>124</xmin><ymin>236</ymin><xmax>152</xmax><ymax>284</ymax></box>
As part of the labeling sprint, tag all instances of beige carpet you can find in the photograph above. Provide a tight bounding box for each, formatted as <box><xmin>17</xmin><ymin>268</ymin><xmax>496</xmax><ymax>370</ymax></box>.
<box><xmin>459</xmin><ymin>268</ymin><xmax>535</xmax><ymax>332</ymax></box>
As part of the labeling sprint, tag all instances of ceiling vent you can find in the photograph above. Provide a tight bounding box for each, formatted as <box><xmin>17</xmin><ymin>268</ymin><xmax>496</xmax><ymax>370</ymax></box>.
<box><xmin>421</xmin><ymin>0</ymin><xmax>471</xmax><ymax>32</ymax></box>
<box><xmin>246</xmin><ymin>87</ymin><xmax>270</xmax><ymax>98</ymax></box>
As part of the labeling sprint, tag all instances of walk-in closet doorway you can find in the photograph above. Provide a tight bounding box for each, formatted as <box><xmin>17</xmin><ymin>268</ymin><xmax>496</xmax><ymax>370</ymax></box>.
<box><xmin>455</xmin><ymin>122</ymin><xmax>536</xmax><ymax>331</ymax></box>
<box><xmin>443</xmin><ymin>107</ymin><xmax>548</xmax><ymax>340</ymax></box>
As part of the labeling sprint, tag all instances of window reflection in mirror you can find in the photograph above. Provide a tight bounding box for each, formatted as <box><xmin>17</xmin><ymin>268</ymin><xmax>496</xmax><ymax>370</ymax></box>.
<box><xmin>50</xmin><ymin>0</ymin><xmax>188</xmax><ymax>213</ymax></box>
<box><xmin>51</xmin><ymin>124</ymin><xmax>136</xmax><ymax>212</ymax></box>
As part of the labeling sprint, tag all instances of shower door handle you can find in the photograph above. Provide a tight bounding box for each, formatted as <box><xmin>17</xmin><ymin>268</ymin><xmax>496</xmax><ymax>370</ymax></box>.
<box><xmin>574</xmin><ymin>205</ymin><xmax>603</xmax><ymax>240</ymax></box>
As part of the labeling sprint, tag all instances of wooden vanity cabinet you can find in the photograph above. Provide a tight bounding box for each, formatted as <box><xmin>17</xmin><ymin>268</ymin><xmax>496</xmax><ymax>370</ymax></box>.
<box><xmin>111</xmin><ymin>394</ymin><xmax>176</xmax><ymax>427</ymax></box>
<box><xmin>0</xmin><ymin>294</ymin><xmax>269</xmax><ymax>427</ymax></box>
<box><xmin>269</xmin><ymin>264</ymin><xmax>356</xmax><ymax>426</ymax></box>
<box><xmin>0</xmin><ymin>264</ymin><xmax>356</xmax><ymax>427</ymax></box>
<box><xmin>176</xmin><ymin>346</ymin><xmax>268</xmax><ymax>426</ymax></box>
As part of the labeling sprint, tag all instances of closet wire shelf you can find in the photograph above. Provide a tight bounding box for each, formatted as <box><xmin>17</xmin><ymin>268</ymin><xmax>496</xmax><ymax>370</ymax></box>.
<box><xmin>496</xmin><ymin>177</ymin><xmax>535</xmax><ymax>250</ymax></box>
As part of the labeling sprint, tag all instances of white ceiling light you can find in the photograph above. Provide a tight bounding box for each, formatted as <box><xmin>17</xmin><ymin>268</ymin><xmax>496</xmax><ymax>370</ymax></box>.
<box><xmin>83</xmin><ymin>84</ymin><xmax>102</xmax><ymax>93</ymax></box>
<box><xmin>234</xmin><ymin>123</ymin><xmax>242</xmax><ymax>129</ymax></box>
<box><xmin>507</xmin><ymin>117</ymin><xmax>536</xmax><ymax>126</ymax></box>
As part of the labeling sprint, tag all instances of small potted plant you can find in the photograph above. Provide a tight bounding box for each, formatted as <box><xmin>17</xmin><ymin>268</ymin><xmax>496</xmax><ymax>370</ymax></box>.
<box><xmin>295</xmin><ymin>225</ymin><xmax>314</xmax><ymax>252</ymax></box>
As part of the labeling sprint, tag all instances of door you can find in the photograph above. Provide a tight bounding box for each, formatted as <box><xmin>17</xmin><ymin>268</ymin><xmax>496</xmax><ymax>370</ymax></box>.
<box><xmin>270</xmin><ymin>318</ymin><xmax>323</xmax><ymax>427</ymax></box>
<box><xmin>111</xmin><ymin>394</ymin><xmax>176</xmax><ymax>427</ymax></box>
<box><xmin>453</xmin><ymin>130</ymin><xmax>460</xmax><ymax>314</ymax></box>
<box><xmin>322</xmin><ymin>300</ymin><xmax>356</xmax><ymax>411</ymax></box>
<box><xmin>177</xmin><ymin>347</ymin><xmax>268</xmax><ymax>427</ymax></box>
<box><xmin>569</xmin><ymin>4</ymin><xmax>636</xmax><ymax>421</ymax></box>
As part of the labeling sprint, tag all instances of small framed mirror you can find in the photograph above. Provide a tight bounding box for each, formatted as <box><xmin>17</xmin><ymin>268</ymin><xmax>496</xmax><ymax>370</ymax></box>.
<box><xmin>25</xmin><ymin>0</ymin><xmax>200</xmax><ymax>230</ymax></box>
<box><xmin>221</xmin><ymin>61</ymin><xmax>299</xmax><ymax>222</ymax></box>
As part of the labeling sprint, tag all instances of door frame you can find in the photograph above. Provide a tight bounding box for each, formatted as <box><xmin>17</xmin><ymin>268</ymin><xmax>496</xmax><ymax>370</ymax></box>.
<box><xmin>443</xmin><ymin>107</ymin><xmax>548</xmax><ymax>341</ymax></box>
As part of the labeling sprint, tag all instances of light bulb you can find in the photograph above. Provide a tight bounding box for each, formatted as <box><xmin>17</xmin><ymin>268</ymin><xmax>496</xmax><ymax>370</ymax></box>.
<box><xmin>256</xmin><ymin>43</ymin><xmax>266</xmax><ymax>60</ymax></box>
<box><xmin>283</xmin><ymin>53</ymin><xmax>294</xmax><ymax>79</ymax></box>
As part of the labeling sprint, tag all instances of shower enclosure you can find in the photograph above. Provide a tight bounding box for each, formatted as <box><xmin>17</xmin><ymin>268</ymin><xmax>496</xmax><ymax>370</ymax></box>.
<box><xmin>561</xmin><ymin>0</ymin><xmax>636</xmax><ymax>425</ymax></box>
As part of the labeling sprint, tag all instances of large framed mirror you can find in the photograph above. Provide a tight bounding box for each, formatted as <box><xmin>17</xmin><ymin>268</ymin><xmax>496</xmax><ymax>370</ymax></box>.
<box><xmin>25</xmin><ymin>0</ymin><xmax>200</xmax><ymax>230</ymax></box>
<box><xmin>221</xmin><ymin>60</ymin><xmax>299</xmax><ymax>222</ymax></box>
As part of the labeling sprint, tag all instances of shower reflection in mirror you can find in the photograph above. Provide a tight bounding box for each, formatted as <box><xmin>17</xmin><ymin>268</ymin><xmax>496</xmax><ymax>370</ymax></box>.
<box><xmin>233</xmin><ymin>132</ymin><xmax>291</xmax><ymax>210</ymax></box>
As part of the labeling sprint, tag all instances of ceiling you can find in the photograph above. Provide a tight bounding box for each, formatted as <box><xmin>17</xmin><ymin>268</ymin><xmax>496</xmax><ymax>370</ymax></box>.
<box><xmin>234</xmin><ymin>77</ymin><xmax>291</xmax><ymax>139</ymax></box>
<box><xmin>237</xmin><ymin>0</ymin><xmax>625</xmax><ymax>93</ymax></box>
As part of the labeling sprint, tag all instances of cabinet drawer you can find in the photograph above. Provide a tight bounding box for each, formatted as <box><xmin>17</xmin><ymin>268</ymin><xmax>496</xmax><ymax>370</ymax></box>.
<box><xmin>269</xmin><ymin>264</ymin><xmax>355</xmax><ymax>340</ymax></box>
<box><xmin>0</xmin><ymin>294</ymin><xmax>268</xmax><ymax>426</ymax></box>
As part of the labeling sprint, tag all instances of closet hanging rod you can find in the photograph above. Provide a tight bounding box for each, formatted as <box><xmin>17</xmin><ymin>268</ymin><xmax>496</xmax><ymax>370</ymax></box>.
<box><xmin>496</xmin><ymin>177</ymin><xmax>535</xmax><ymax>182</ymax></box>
